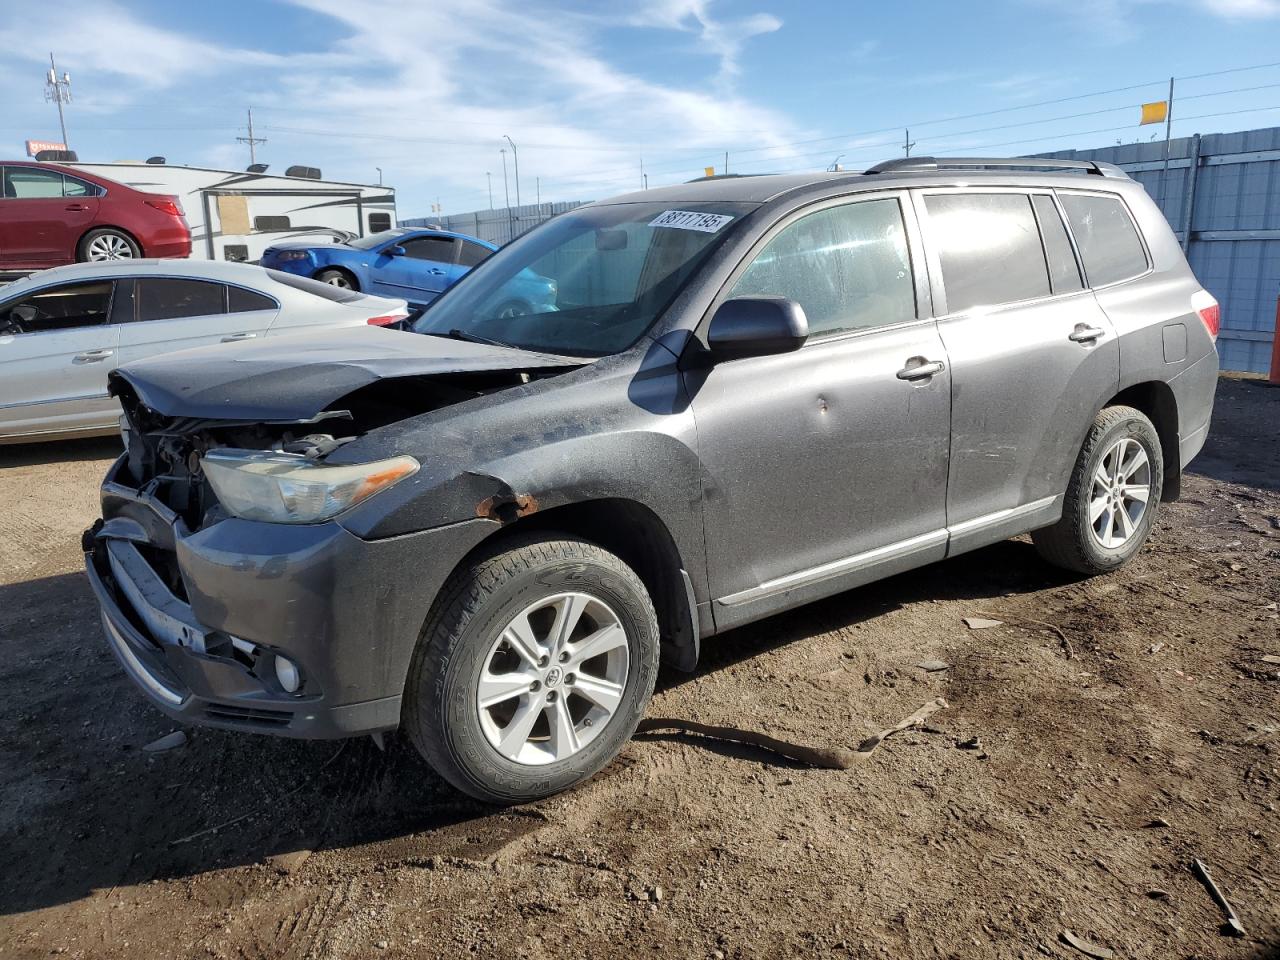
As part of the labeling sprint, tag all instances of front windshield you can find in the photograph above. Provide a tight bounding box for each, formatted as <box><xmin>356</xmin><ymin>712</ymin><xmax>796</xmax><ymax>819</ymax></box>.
<box><xmin>347</xmin><ymin>229</ymin><xmax>409</xmax><ymax>250</ymax></box>
<box><xmin>413</xmin><ymin>201</ymin><xmax>754</xmax><ymax>357</ymax></box>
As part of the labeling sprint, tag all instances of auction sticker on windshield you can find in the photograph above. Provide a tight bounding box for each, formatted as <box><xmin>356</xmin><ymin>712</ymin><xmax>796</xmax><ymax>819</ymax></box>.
<box><xmin>649</xmin><ymin>210</ymin><xmax>734</xmax><ymax>233</ymax></box>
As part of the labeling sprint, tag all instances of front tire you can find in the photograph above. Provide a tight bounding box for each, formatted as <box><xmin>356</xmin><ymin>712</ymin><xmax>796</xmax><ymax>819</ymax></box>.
<box><xmin>78</xmin><ymin>228</ymin><xmax>139</xmax><ymax>262</ymax></box>
<box><xmin>315</xmin><ymin>268</ymin><xmax>358</xmax><ymax>290</ymax></box>
<box><xmin>404</xmin><ymin>534</ymin><xmax>660</xmax><ymax>804</ymax></box>
<box><xmin>1033</xmin><ymin>405</ymin><xmax>1164</xmax><ymax>575</ymax></box>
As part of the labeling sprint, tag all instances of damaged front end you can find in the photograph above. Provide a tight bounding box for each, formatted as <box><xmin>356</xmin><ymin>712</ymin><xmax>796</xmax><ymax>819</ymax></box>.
<box><xmin>85</xmin><ymin>328</ymin><xmax>578</xmax><ymax>738</ymax></box>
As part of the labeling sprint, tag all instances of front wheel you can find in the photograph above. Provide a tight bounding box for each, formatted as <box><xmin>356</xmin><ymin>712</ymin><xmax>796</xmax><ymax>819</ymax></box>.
<box><xmin>315</xmin><ymin>268</ymin><xmax>357</xmax><ymax>290</ymax></box>
<box><xmin>1033</xmin><ymin>405</ymin><xmax>1164</xmax><ymax>575</ymax></box>
<box><xmin>404</xmin><ymin>534</ymin><xmax>660</xmax><ymax>804</ymax></box>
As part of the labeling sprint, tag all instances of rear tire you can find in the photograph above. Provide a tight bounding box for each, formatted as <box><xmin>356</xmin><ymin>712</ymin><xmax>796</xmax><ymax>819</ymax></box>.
<box><xmin>1032</xmin><ymin>405</ymin><xmax>1163</xmax><ymax>575</ymax></box>
<box><xmin>404</xmin><ymin>534</ymin><xmax>660</xmax><ymax>804</ymax></box>
<box><xmin>78</xmin><ymin>228</ymin><xmax>139</xmax><ymax>262</ymax></box>
<box><xmin>315</xmin><ymin>268</ymin><xmax>358</xmax><ymax>290</ymax></box>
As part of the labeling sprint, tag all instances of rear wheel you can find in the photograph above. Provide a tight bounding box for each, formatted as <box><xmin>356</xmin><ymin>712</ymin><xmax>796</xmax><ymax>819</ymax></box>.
<box><xmin>78</xmin><ymin>228</ymin><xmax>139</xmax><ymax>262</ymax></box>
<box><xmin>315</xmin><ymin>268</ymin><xmax>357</xmax><ymax>290</ymax></box>
<box><xmin>1032</xmin><ymin>405</ymin><xmax>1163</xmax><ymax>575</ymax></box>
<box><xmin>404</xmin><ymin>534</ymin><xmax>660</xmax><ymax>804</ymax></box>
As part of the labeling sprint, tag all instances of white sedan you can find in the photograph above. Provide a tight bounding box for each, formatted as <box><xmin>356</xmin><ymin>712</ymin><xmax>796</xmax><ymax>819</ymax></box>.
<box><xmin>0</xmin><ymin>259</ymin><xmax>409</xmax><ymax>443</ymax></box>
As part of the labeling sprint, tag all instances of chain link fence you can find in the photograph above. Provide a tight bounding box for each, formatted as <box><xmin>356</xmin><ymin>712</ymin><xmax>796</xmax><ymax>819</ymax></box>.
<box><xmin>402</xmin><ymin>200</ymin><xmax>587</xmax><ymax>246</ymax></box>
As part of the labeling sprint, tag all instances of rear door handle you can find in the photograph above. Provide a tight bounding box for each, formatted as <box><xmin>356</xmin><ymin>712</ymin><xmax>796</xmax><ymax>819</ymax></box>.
<box><xmin>1069</xmin><ymin>325</ymin><xmax>1105</xmax><ymax>343</ymax></box>
<box><xmin>220</xmin><ymin>332</ymin><xmax>258</xmax><ymax>342</ymax></box>
<box><xmin>65</xmin><ymin>203</ymin><xmax>88</xmax><ymax>212</ymax></box>
<box><xmin>73</xmin><ymin>349</ymin><xmax>113</xmax><ymax>363</ymax></box>
<box><xmin>896</xmin><ymin>357</ymin><xmax>945</xmax><ymax>381</ymax></box>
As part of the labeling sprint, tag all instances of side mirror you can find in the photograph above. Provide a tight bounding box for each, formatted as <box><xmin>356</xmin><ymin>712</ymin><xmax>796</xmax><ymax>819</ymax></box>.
<box><xmin>707</xmin><ymin>296</ymin><xmax>808</xmax><ymax>361</ymax></box>
<box><xmin>383</xmin><ymin>244</ymin><xmax>407</xmax><ymax>257</ymax></box>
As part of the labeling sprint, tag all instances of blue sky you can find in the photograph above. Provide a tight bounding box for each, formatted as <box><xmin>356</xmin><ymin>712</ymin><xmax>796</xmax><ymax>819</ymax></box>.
<box><xmin>3</xmin><ymin>0</ymin><xmax>1280</xmax><ymax>218</ymax></box>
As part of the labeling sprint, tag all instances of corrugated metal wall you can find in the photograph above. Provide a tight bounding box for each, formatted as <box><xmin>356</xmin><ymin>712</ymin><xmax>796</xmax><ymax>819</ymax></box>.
<box><xmin>402</xmin><ymin>200</ymin><xmax>586</xmax><ymax>246</ymax></box>
<box><xmin>1040</xmin><ymin>128</ymin><xmax>1280</xmax><ymax>373</ymax></box>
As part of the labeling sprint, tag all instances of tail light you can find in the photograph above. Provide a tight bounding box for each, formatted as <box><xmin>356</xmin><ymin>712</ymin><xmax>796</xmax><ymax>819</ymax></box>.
<box><xmin>366</xmin><ymin>313</ymin><xmax>407</xmax><ymax>327</ymax></box>
<box><xmin>1191</xmin><ymin>290</ymin><xmax>1220</xmax><ymax>340</ymax></box>
<box><xmin>144</xmin><ymin>197</ymin><xmax>184</xmax><ymax>217</ymax></box>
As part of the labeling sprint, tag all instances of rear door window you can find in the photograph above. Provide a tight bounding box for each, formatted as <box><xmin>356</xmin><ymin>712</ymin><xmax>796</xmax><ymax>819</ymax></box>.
<box><xmin>136</xmin><ymin>279</ymin><xmax>227</xmax><ymax>321</ymax></box>
<box><xmin>924</xmin><ymin>192</ymin><xmax>1051</xmax><ymax>314</ymax></box>
<box><xmin>1058</xmin><ymin>193</ymin><xmax>1148</xmax><ymax>287</ymax></box>
<box><xmin>1031</xmin><ymin>195</ymin><xmax>1084</xmax><ymax>295</ymax></box>
<box><xmin>62</xmin><ymin>176</ymin><xmax>102</xmax><ymax>198</ymax></box>
<box><xmin>457</xmin><ymin>241</ymin><xmax>492</xmax><ymax>268</ymax></box>
<box><xmin>0</xmin><ymin>281</ymin><xmax>114</xmax><ymax>333</ymax></box>
<box><xmin>401</xmin><ymin>236</ymin><xmax>458</xmax><ymax>263</ymax></box>
<box><xmin>729</xmin><ymin>197</ymin><xmax>916</xmax><ymax>338</ymax></box>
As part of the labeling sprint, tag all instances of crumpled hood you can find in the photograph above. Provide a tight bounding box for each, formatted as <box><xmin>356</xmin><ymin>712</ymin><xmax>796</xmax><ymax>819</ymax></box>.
<box><xmin>110</xmin><ymin>325</ymin><xmax>583</xmax><ymax>422</ymax></box>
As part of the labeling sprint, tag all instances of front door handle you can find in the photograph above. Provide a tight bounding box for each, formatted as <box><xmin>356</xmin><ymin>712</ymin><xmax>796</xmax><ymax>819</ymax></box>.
<box><xmin>896</xmin><ymin>357</ymin><xmax>945</xmax><ymax>381</ymax></box>
<box><xmin>220</xmin><ymin>332</ymin><xmax>258</xmax><ymax>342</ymax></box>
<box><xmin>428</xmin><ymin>268</ymin><xmax>446</xmax><ymax>275</ymax></box>
<box><xmin>73</xmin><ymin>349</ymin><xmax>113</xmax><ymax>363</ymax></box>
<box><xmin>1069</xmin><ymin>324</ymin><xmax>1105</xmax><ymax>344</ymax></box>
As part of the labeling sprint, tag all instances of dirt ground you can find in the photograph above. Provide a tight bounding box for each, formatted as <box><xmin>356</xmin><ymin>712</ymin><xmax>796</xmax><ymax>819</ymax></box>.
<box><xmin>0</xmin><ymin>375</ymin><xmax>1276</xmax><ymax>960</ymax></box>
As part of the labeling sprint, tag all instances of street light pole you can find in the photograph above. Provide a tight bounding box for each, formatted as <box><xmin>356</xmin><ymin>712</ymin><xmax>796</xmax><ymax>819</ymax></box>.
<box><xmin>503</xmin><ymin>134</ymin><xmax>521</xmax><ymax>214</ymax></box>
<box><xmin>486</xmin><ymin>171</ymin><xmax>493</xmax><ymax>210</ymax></box>
<box><xmin>500</xmin><ymin>148</ymin><xmax>512</xmax><ymax>236</ymax></box>
<box><xmin>375</xmin><ymin>167</ymin><xmax>382</xmax><ymax>186</ymax></box>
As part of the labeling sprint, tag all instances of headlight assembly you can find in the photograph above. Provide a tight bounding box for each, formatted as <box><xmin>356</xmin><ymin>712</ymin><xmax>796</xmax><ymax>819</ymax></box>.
<box><xmin>202</xmin><ymin>449</ymin><xmax>419</xmax><ymax>524</ymax></box>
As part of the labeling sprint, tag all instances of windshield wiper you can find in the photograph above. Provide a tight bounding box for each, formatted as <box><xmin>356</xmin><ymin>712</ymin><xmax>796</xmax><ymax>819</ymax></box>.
<box><xmin>443</xmin><ymin>328</ymin><xmax>518</xmax><ymax>349</ymax></box>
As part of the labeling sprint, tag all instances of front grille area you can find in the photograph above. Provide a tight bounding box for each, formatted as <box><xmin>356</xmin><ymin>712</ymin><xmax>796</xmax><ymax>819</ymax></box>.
<box><xmin>204</xmin><ymin>705</ymin><xmax>295</xmax><ymax>728</ymax></box>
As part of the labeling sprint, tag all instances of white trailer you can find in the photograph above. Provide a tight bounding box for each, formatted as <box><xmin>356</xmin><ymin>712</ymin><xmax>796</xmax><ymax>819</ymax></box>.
<box><xmin>65</xmin><ymin>162</ymin><xmax>396</xmax><ymax>263</ymax></box>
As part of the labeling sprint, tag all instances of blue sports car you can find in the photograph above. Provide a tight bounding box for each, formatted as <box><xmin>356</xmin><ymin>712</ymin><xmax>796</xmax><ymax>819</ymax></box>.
<box><xmin>260</xmin><ymin>228</ymin><xmax>556</xmax><ymax>311</ymax></box>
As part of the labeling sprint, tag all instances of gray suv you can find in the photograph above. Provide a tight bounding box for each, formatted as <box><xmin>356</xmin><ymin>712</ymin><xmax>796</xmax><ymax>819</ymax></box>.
<box><xmin>85</xmin><ymin>157</ymin><xmax>1220</xmax><ymax>803</ymax></box>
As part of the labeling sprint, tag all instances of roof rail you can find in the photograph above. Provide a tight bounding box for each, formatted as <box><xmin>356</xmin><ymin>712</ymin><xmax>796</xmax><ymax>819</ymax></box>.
<box><xmin>863</xmin><ymin>156</ymin><xmax>1129</xmax><ymax>179</ymax></box>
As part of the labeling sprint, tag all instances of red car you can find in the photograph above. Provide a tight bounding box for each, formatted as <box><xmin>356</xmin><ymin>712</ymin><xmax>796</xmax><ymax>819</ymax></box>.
<box><xmin>0</xmin><ymin>161</ymin><xmax>191</xmax><ymax>269</ymax></box>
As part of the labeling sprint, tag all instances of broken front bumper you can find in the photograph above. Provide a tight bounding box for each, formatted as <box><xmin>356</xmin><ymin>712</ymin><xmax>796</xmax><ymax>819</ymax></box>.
<box><xmin>85</xmin><ymin>454</ymin><xmax>495</xmax><ymax>738</ymax></box>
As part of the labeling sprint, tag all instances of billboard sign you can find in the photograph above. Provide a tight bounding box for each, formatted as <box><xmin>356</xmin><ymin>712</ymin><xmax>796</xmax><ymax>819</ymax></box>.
<box><xmin>25</xmin><ymin>139</ymin><xmax>67</xmax><ymax>157</ymax></box>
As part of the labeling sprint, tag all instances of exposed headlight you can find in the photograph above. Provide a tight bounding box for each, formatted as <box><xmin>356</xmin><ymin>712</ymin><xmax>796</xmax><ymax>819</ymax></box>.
<box><xmin>274</xmin><ymin>250</ymin><xmax>311</xmax><ymax>261</ymax></box>
<box><xmin>202</xmin><ymin>449</ymin><xmax>419</xmax><ymax>524</ymax></box>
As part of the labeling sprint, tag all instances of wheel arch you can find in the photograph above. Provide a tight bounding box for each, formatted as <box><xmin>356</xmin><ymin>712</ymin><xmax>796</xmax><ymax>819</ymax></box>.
<box><xmin>77</xmin><ymin>224</ymin><xmax>142</xmax><ymax>260</ymax></box>
<box><xmin>313</xmin><ymin>264</ymin><xmax>360</xmax><ymax>290</ymax></box>
<box><xmin>455</xmin><ymin>497</ymin><xmax>701</xmax><ymax>672</ymax></box>
<box><xmin>1103</xmin><ymin>381</ymin><xmax>1180</xmax><ymax>501</ymax></box>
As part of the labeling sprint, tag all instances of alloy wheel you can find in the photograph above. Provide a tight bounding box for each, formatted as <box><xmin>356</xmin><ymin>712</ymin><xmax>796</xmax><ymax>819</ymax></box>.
<box><xmin>86</xmin><ymin>234</ymin><xmax>134</xmax><ymax>260</ymax></box>
<box><xmin>476</xmin><ymin>592</ymin><xmax>630</xmax><ymax>766</ymax></box>
<box><xmin>1089</xmin><ymin>436</ymin><xmax>1152</xmax><ymax>549</ymax></box>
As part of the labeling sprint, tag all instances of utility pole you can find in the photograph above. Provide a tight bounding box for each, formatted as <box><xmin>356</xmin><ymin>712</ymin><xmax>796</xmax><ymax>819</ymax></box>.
<box><xmin>724</xmin><ymin>151</ymin><xmax>729</xmax><ymax>175</ymax></box>
<box><xmin>903</xmin><ymin>129</ymin><xmax>915</xmax><ymax>157</ymax></box>
<box><xmin>486</xmin><ymin>171</ymin><xmax>493</xmax><ymax>210</ymax></box>
<box><xmin>236</xmin><ymin>107</ymin><xmax>267</xmax><ymax>166</ymax></box>
<box><xmin>640</xmin><ymin>156</ymin><xmax>644</xmax><ymax>190</ymax></box>
<box><xmin>1160</xmin><ymin>76</ymin><xmax>1175</xmax><ymax>206</ymax></box>
<box><xmin>535</xmin><ymin>176</ymin><xmax>541</xmax><ymax>220</ymax></box>
<box><xmin>44</xmin><ymin>53</ymin><xmax>72</xmax><ymax>149</ymax></box>
<box><xmin>503</xmin><ymin>135</ymin><xmax>521</xmax><ymax>215</ymax></box>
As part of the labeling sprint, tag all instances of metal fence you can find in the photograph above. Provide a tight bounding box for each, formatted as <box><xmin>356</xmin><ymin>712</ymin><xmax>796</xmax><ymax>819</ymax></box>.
<box><xmin>402</xmin><ymin>200</ymin><xmax>586</xmax><ymax>246</ymax></box>
<box><xmin>1040</xmin><ymin>127</ymin><xmax>1280</xmax><ymax>374</ymax></box>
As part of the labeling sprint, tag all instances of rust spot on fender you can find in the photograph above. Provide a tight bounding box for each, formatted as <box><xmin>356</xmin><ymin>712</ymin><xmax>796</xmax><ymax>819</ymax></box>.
<box><xmin>475</xmin><ymin>492</ymin><xmax>539</xmax><ymax>523</ymax></box>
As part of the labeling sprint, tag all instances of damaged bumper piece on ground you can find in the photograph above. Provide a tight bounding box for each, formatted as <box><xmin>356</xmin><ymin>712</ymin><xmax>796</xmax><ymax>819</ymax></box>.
<box><xmin>85</xmin><ymin>455</ymin><xmax>493</xmax><ymax>737</ymax></box>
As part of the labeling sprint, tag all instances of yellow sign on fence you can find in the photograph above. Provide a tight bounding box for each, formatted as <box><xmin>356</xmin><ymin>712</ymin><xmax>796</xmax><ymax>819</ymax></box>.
<box><xmin>1140</xmin><ymin>101</ymin><xmax>1169</xmax><ymax>126</ymax></box>
<box><xmin>704</xmin><ymin>166</ymin><xmax>716</xmax><ymax>177</ymax></box>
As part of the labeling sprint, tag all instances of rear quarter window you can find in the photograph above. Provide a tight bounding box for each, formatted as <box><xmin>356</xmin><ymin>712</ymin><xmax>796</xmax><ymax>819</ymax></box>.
<box><xmin>1058</xmin><ymin>193</ymin><xmax>1148</xmax><ymax>288</ymax></box>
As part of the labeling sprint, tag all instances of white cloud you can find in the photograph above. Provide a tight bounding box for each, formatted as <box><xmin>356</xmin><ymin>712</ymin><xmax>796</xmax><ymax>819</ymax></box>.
<box><xmin>0</xmin><ymin>0</ymin><xmax>803</xmax><ymax>211</ymax></box>
<box><xmin>1196</xmin><ymin>0</ymin><xmax>1280</xmax><ymax>15</ymax></box>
